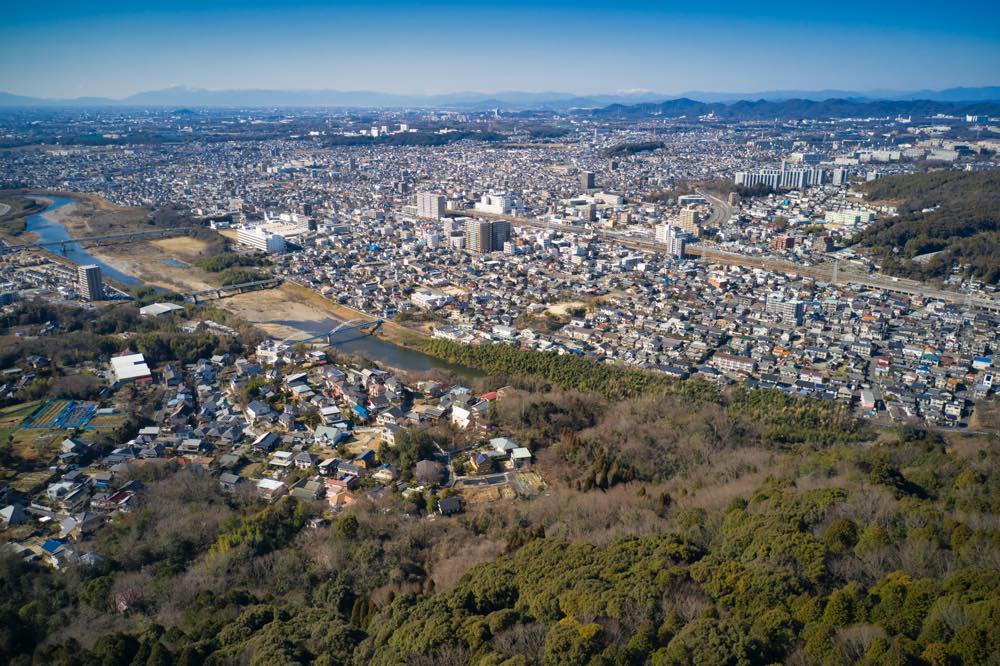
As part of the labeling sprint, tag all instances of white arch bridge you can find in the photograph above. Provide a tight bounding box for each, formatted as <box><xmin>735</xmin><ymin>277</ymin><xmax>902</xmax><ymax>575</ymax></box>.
<box><xmin>282</xmin><ymin>318</ymin><xmax>383</xmax><ymax>346</ymax></box>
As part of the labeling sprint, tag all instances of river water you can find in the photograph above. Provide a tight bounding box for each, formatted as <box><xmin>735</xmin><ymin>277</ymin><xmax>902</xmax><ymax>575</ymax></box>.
<box><xmin>26</xmin><ymin>196</ymin><xmax>143</xmax><ymax>286</ymax></box>
<box><xmin>276</xmin><ymin>315</ymin><xmax>480</xmax><ymax>377</ymax></box>
<box><xmin>25</xmin><ymin>197</ymin><xmax>479</xmax><ymax>378</ymax></box>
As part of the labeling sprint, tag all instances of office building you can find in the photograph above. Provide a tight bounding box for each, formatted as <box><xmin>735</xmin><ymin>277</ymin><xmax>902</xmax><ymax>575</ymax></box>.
<box><xmin>78</xmin><ymin>264</ymin><xmax>103</xmax><ymax>301</ymax></box>
<box><xmin>789</xmin><ymin>151</ymin><xmax>825</xmax><ymax>164</ymax></box>
<box><xmin>423</xmin><ymin>230</ymin><xmax>441</xmax><ymax>249</ymax></box>
<box><xmin>465</xmin><ymin>219</ymin><xmax>493</xmax><ymax>253</ymax></box>
<box><xmin>490</xmin><ymin>220</ymin><xmax>511</xmax><ymax>250</ymax></box>
<box><xmin>766</xmin><ymin>293</ymin><xmax>805</xmax><ymax>324</ymax></box>
<box><xmin>416</xmin><ymin>192</ymin><xmax>446</xmax><ymax>220</ymax></box>
<box><xmin>580</xmin><ymin>171</ymin><xmax>595</xmax><ymax>189</ymax></box>
<box><xmin>772</xmin><ymin>235</ymin><xmax>795</xmax><ymax>251</ymax></box>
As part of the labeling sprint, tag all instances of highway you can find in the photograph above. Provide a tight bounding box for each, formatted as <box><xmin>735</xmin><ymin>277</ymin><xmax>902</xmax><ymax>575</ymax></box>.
<box><xmin>445</xmin><ymin>201</ymin><xmax>1000</xmax><ymax>313</ymax></box>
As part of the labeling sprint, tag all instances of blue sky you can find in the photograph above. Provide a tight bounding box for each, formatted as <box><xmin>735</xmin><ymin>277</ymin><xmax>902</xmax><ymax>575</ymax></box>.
<box><xmin>2</xmin><ymin>1</ymin><xmax>999</xmax><ymax>98</ymax></box>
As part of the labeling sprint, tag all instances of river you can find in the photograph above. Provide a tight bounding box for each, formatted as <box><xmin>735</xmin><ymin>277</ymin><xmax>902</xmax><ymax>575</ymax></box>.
<box><xmin>25</xmin><ymin>196</ymin><xmax>480</xmax><ymax>378</ymax></box>
<box><xmin>284</xmin><ymin>316</ymin><xmax>481</xmax><ymax>378</ymax></box>
<box><xmin>26</xmin><ymin>196</ymin><xmax>144</xmax><ymax>286</ymax></box>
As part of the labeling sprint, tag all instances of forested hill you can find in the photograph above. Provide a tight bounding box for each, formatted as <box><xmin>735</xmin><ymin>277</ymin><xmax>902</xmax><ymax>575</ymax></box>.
<box><xmin>359</xmin><ymin>427</ymin><xmax>1000</xmax><ymax>665</ymax></box>
<box><xmin>583</xmin><ymin>98</ymin><xmax>1000</xmax><ymax>120</ymax></box>
<box><xmin>854</xmin><ymin>170</ymin><xmax>1000</xmax><ymax>284</ymax></box>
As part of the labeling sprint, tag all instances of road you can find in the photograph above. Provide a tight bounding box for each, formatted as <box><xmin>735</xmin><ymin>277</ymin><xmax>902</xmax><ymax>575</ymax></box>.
<box><xmin>696</xmin><ymin>189</ymin><xmax>733</xmax><ymax>227</ymax></box>
<box><xmin>447</xmin><ymin>200</ymin><xmax>1000</xmax><ymax>313</ymax></box>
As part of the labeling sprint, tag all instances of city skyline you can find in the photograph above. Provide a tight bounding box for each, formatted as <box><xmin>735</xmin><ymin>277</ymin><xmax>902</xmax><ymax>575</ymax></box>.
<box><xmin>2</xmin><ymin>0</ymin><xmax>999</xmax><ymax>99</ymax></box>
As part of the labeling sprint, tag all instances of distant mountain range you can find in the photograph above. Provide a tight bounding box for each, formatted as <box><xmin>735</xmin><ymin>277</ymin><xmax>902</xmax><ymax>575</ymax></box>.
<box><xmin>584</xmin><ymin>97</ymin><xmax>1000</xmax><ymax>120</ymax></box>
<box><xmin>0</xmin><ymin>85</ymin><xmax>999</xmax><ymax>110</ymax></box>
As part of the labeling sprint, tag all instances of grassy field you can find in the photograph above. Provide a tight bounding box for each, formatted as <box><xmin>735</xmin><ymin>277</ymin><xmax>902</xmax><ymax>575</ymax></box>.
<box><xmin>9</xmin><ymin>469</ymin><xmax>56</xmax><ymax>494</ymax></box>
<box><xmin>0</xmin><ymin>193</ymin><xmax>45</xmax><ymax>221</ymax></box>
<box><xmin>22</xmin><ymin>399</ymin><xmax>70</xmax><ymax>428</ymax></box>
<box><xmin>10</xmin><ymin>428</ymin><xmax>63</xmax><ymax>464</ymax></box>
<box><xmin>1</xmin><ymin>401</ymin><xmax>61</xmax><ymax>467</ymax></box>
<box><xmin>0</xmin><ymin>193</ymin><xmax>45</xmax><ymax>239</ymax></box>
<box><xmin>88</xmin><ymin>413</ymin><xmax>127</xmax><ymax>430</ymax></box>
<box><xmin>0</xmin><ymin>401</ymin><xmax>42</xmax><ymax>443</ymax></box>
<box><xmin>44</xmin><ymin>191</ymin><xmax>148</xmax><ymax>236</ymax></box>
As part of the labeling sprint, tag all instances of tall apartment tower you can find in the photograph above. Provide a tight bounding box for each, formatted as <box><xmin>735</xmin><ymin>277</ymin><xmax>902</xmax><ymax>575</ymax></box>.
<box><xmin>464</xmin><ymin>219</ymin><xmax>511</xmax><ymax>253</ymax></box>
<box><xmin>465</xmin><ymin>219</ymin><xmax>493</xmax><ymax>253</ymax></box>
<box><xmin>78</xmin><ymin>264</ymin><xmax>103</xmax><ymax>301</ymax></box>
<box><xmin>677</xmin><ymin>208</ymin><xmax>701</xmax><ymax>236</ymax></box>
<box><xmin>416</xmin><ymin>192</ymin><xmax>446</xmax><ymax>220</ymax></box>
<box><xmin>655</xmin><ymin>224</ymin><xmax>690</xmax><ymax>258</ymax></box>
<box><xmin>490</xmin><ymin>220</ymin><xmax>512</xmax><ymax>251</ymax></box>
<box><xmin>580</xmin><ymin>171</ymin><xmax>596</xmax><ymax>190</ymax></box>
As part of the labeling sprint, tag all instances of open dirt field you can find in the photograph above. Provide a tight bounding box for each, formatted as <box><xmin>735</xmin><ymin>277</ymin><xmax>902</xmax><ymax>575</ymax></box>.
<box><xmin>545</xmin><ymin>300</ymin><xmax>589</xmax><ymax>316</ymax></box>
<box><xmin>223</xmin><ymin>286</ymin><xmax>343</xmax><ymax>338</ymax></box>
<box><xmin>222</xmin><ymin>283</ymin><xmax>429</xmax><ymax>348</ymax></box>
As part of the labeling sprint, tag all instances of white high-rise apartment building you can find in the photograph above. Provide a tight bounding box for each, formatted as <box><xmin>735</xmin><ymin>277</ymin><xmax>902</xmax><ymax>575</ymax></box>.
<box><xmin>416</xmin><ymin>192</ymin><xmax>446</xmax><ymax>220</ymax></box>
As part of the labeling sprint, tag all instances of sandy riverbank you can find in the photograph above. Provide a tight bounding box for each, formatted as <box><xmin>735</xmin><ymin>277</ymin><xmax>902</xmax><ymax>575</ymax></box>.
<box><xmin>36</xmin><ymin>191</ymin><xmax>147</xmax><ymax>237</ymax></box>
<box><xmin>88</xmin><ymin>250</ymin><xmax>204</xmax><ymax>292</ymax></box>
<box><xmin>223</xmin><ymin>282</ymin><xmax>431</xmax><ymax>350</ymax></box>
<box><xmin>85</xmin><ymin>237</ymin><xmax>221</xmax><ymax>292</ymax></box>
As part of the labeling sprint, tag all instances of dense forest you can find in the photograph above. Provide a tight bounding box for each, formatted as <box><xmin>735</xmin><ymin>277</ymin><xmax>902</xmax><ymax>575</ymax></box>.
<box><xmin>605</xmin><ymin>142</ymin><xmax>665</xmax><ymax>158</ymax></box>
<box><xmin>855</xmin><ymin>171</ymin><xmax>1000</xmax><ymax>284</ymax></box>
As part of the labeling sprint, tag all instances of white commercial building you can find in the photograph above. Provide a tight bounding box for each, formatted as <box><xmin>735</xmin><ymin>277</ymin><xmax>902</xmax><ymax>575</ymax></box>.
<box><xmin>824</xmin><ymin>210</ymin><xmax>875</xmax><ymax>226</ymax></box>
<box><xmin>411</xmin><ymin>289</ymin><xmax>453</xmax><ymax>310</ymax></box>
<box><xmin>237</xmin><ymin>227</ymin><xmax>287</xmax><ymax>253</ymax></box>
<box><xmin>474</xmin><ymin>193</ymin><xmax>522</xmax><ymax>216</ymax></box>
<box><xmin>110</xmin><ymin>353</ymin><xmax>152</xmax><ymax>384</ymax></box>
